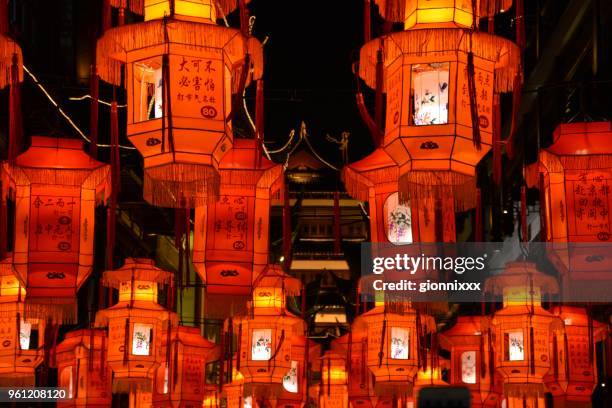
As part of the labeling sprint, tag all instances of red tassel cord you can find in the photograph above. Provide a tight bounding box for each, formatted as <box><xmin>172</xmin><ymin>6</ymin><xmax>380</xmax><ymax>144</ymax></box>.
<box><xmin>218</xmin><ymin>326</ymin><xmax>225</xmax><ymax>392</ymax></box>
<box><xmin>282</xmin><ymin>182</ymin><xmax>292</xmax><ymax>270</ymax></box>
<box><xmin>88</xmin><ymin>326</ymin><xmax>95</xmax><ymax>372</ymax></box>
<box><xmin>475</xmin><ymin>188</ymin><xmax>483</xmax><ymax>241</ymax></box>
<box><xmin>255</xmin><ymin>79</ymin><xmax>264</xmax><ymax>167</ymax></box>
<box><xmin>123</xmin><ymin>318</ymin><xmax>130</xmax><ymax>365</ymax></box>
<box><xmin>238</xmin><ymin>0</ymin><xmax>249</xmax><ymax>36</ymax></box>
<box><xmin>493</xmin><ymin>95</ymin><xmax>502</xmax><ymax>185</ymax></box>
<box><xmin>521</xmin><ymin>185</ymin><xmax>528</xmax><ymax>242</ymax></box>
<box><xmin>467</xmin><ymin>51</ymin><xmax>482</xmax><ymax>150</ymax></box>
<box><xmin>363</xmin><ymin>0</ymin><xmax>371</xmax><ymax>43</ymax></box>
<box><xmin>0</xmin><ymin>0</ymin><xmax>8</xmax><ymax>35</ymax></box>
<box><xmin>9</xmin><ymin>52</ymin><xmax>22</xmax><ymax>163</ymax></box>
<box><xmin>374</xmin><ymin>41</ymin><xmax>384</xmax><ymax>144</ymax></box>
<box><xmin>102</xmin><ymin>0</ymin><xmax>112</xmax><ymax>32</ymax></box>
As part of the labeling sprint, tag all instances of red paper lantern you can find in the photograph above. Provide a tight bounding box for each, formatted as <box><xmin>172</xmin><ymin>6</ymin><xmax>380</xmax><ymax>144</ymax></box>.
<box><xmin>193</xmin><ymin>140</ymin><xmax>283</xmax><ymax>310</ymax></box>
<box><xmin>543</xmin><ymin>306</ymin><xmax>606</xmax><ymax>407</ymax></box>
<box><xmin>351</xmin><ymin>276</ymin><xmax>436</xmax><ymax>400</ymax></box>
<box><xmin>95</xmin><ymin>258</ymin><xmax>177</xmax><ymax>392</ymax></box>
<box><xmin>530</xmin><ymin>121</ymin><xmax>612</xmax><ymax>299</ymax></box>
<box><xmin>2</xmin><ymin>137</ymin><xmax>110</xmax><ymax>323</ymax></box>
<box><xmin>347</xmin><ymin>0</ymin><xmax>520</xmax><ymax>243</ymax></box>
<box><xmin>331</xmin><ymin>333</ymin><xmax>375</xmax><ymax>405</ymax></box>
<box><xmin>439</xmin><ymin>316</ymin><xmax>501</xmax><ymax>407</ymax></box>
<box><xmin>152</xmin><ymin>326</ymin><xmax>219</xmax><ymax>407</ymax></box>
<box><xmin>55</xmin><ymin>329</ymin><xmax>112</xmax><ymax>407</ymax></box>
<box><xmin>317</xmin><ymin>351</ymin><xmax>349</xmax><ymax>408</ymax></box>
<box><xmin>231</xmin><ymin>265</ymin><xmax>306</xmax><ymax>402</ymax></box>
<box><xmin>96</xmin><ymin>2</ymin><xmax>263</xmax><ymax>208</ymax></box>
<box><xmin>485</xmin><ymin>262</ymin><xmax>564</xmax><ymax>408</ymax></box>
<box><xmin>0</xmin><ymin>261</ymin><xmax>44</xmax><ymax>386</ymax></box>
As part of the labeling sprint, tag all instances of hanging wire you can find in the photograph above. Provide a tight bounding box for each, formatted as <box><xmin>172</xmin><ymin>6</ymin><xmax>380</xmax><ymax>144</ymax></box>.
<box><xmin>23</xmin><ymin>64</ymin><xmax>136</xmax><ymax>150</ymax></box>
<box><xmin>69</xmin><ymin>94</ymin><xmax>127</xmax><ymax>108</ymax></box>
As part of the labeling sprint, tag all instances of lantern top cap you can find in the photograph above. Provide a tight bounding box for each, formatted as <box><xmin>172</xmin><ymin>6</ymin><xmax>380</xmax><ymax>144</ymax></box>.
<box><xmin>13</xmin><ymin>136</ymin><xmax>105</xmax><ymax>170</ymax></box>
<box><xmin>109</xmin><ymin>0</ymin><xmax>249</xmax><ymax>19</ymax></box>
<box><xmin>56</xmin><ymin>328</ymin><xmax>106</xmax><ymax>352</ymax></box>
<box><xmin>544</xmin><ymin>121</ymin><xmax>612</xmax><ymax>157</ymax></box>
<box><xmin>102</xmin><ymin>257</ymin><xmax>174</xmax><ymax>288</ymax></box>
<box><xmin>374</xmin><ymin>0</ymin><xmax>512</xmax><ymax>24</ymax></box>
<box><xmin>373</xmin><ymin>0</ymin><xmax>513</xmax><ymax>25</ymax></box>
<box><xmin>484</xmin><ymin>262</ymin><xmax>559</xmax><ymax>295</ymax></box>
<box><xmin>219</xmin><ymin>139</ymin><xmax>276</xmax><ymax>171</ymax></box>
<box><xmin>253</xmin><ymin>264</ymin><xmax>302</xmax><ymax>296</ymax></box>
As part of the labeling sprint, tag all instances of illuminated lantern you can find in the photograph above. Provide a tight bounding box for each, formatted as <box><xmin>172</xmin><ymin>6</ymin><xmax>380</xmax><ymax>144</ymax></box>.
<box><xmin>543</xmin><ymin>306</ymin><xmax>606</xmax><ymax>408</ymax></box>
<box><xmin>152</xmin><ymin>326</ymin><xmax>219</xmax><ymax>407</ymax></box>
<box><xmin>2</xmin><ymin>137</ymin><xmax>110</xmax><ymax>323</ymax></box>
<box><xmin>373</xmin><ymin>0</ymin><xmax>513</xmax><ymax>29</ymax></box>
<box><xmin>352</xmin><ymin>0</ymin><xmax>520</xmax><ymax>240</ymax></box>
<box><xmin>331</xmin><ymin>333</ymin><xmax>375</xmax><ymax>406</ymax></box>
<box><xmin>97</xmin><ymin>0</ymin><xmax>263</xmax><ymax>208</ymax></box>
<box><xmin>231</xmin><ymin>265</ymin><xmax>306</xmax><ymax>402</ymax></box>
<box><xmin>530</xmin><ymin>122</ymin><xmax>612</xmax><ymax>300</ymax></box>
<box><xmin>224</xmin><ymin>370</ymin><xmax>246</xmax><ymax>408</ymax></box>
<box><xmin>55</xmin><ymin>329</ymin><xmax>112</xmax><ymax>407</ymax></box>
<box><xmin>439</xmin><ymin>316</ymin><xmax>501</xmax><ymax>407</ymax></box>
<box><xmin>193</xmin><ymin>139</ymin><xmax>283</xmax><ymax>313</ymax></box>
<box><xmin>0</xmin><ymin>261</ymin><xmax>44</xmax><ymax>386</ymax></box>
<box><xmin>485</xmin><ymin>262</ymin><xmax>564</xmax><ymax>408</ymax></box>
<box><xmin>95</xmin><ymin>258</ymin><xmax>177</xmax><ymax>392</ymax></box>
<box><xmin>318</xmin><ymin>351</ymin><xmax>348</xmax><ymax>408</ymax></box>
<box><xmin>351</xmin><ymin>276</ymin><xmax>436</xmax><ymax>400</ymax></box>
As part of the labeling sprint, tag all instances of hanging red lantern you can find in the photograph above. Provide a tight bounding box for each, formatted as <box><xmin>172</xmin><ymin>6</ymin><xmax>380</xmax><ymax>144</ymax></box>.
<box><xmin>230</xmin><ymin>265</ymin><xmax>306</xmax><ymax>403</ymax></box>
<box><xmin>0</xmin><ymin>261</ymin><xmax>44</xmax><ymax>386</ymax></box>
<box><xmin>351</xmin><ymin>276</ymin><xmax>436</xmax><ymax>400</ymax></box>
<box><xmin>529</xmin><ymin>121</ymin><xmax>612</xmax><ymax>300</ymax></box>
<box><xmin>485</xmin><ymin>262</ymin><xmax>564</xmax><ymax>408</ymax></box>
<box><xmin>97</xmin><ymin>0</ymin><xmax>263</xmax><ymax>208</ymax></box>
<box><xmin>55</xmin><ymin>329</ymin><xmax>112</xmax><ymax>407</ymax></box>
<box><xmin>439</xmin><ymin>316</ymin><xmax>501</xmax><ymax>408</ymax></box>
<box><xmin>192</xmin><ymin>139</ymin><xmax>283</xmax><ymax>314</ymax></box>
<box><xmin>152</xmin><ymin>326</ymin><xmax>220</xmax><ymax>407</ymax></box>
<box><xmin>543</xmin><ymin>306</ymin><xmax>606</xmax><ymax>407</ymax></box>
<box><xmin>317</xmin><ymin>351</ymin><xmax>349</xmax><ymax>408</ymax></box>
<box><xmin>94</xmin><ymin>258</ymin><xmax>177</xmax><ymax>393</ymax></box>
<box><xmin>348</xmin><ymin>0</ymin><xmax>520</xmax><ymax>242</ymax></box>
<box><xmin>331</xmin><ymin>332</ymin><xmax>375</xmax><ymax>406</ymax></box>
<box><xmin>2</xmin><ymin>137</ymin><xmax>111</xmax><ymax>323</ymax></box>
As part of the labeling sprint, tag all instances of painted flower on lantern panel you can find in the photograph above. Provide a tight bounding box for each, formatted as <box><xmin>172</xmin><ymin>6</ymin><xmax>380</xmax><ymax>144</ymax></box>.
<box><xmin>132</xmin><ymin>323</ymin><xmax>152</xmax><ymax>356</ymax></box>
<box><xmin>390</xmin><ymin>327</ymin><xmax>409</xmax><ymax>360</ymax></box>
<box><xmin>461</xmin><ymin>351</ymin><xmax>477</xmax><ymax>384</ymax></box>
<box><xmin>384</xmin><ymin>192</ymin><xmax>413</xmax><ymax>244</ymax></box>
<box><xmin>251</xmin><ymin>328</ymin><xmax>272</xmax><ymax>361</ymax></box>
<box><xmin>508</xmin><ymin>331</ymin><xmax>524</xmax><ymax>361</ymax></box>
<box><xmin>282</xmin><ymin>360</ymin><xmax>299</xmax><ymax>393</ymax></box>
<box><xmin>412</xmin><ymin>62</ymin><xmax>449</xmax><ymax>126</ymax></box>
<box><xmin>19</xmin><ymin>321</ymin><xmax>31</xmax><ymax>350</ymax></box>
